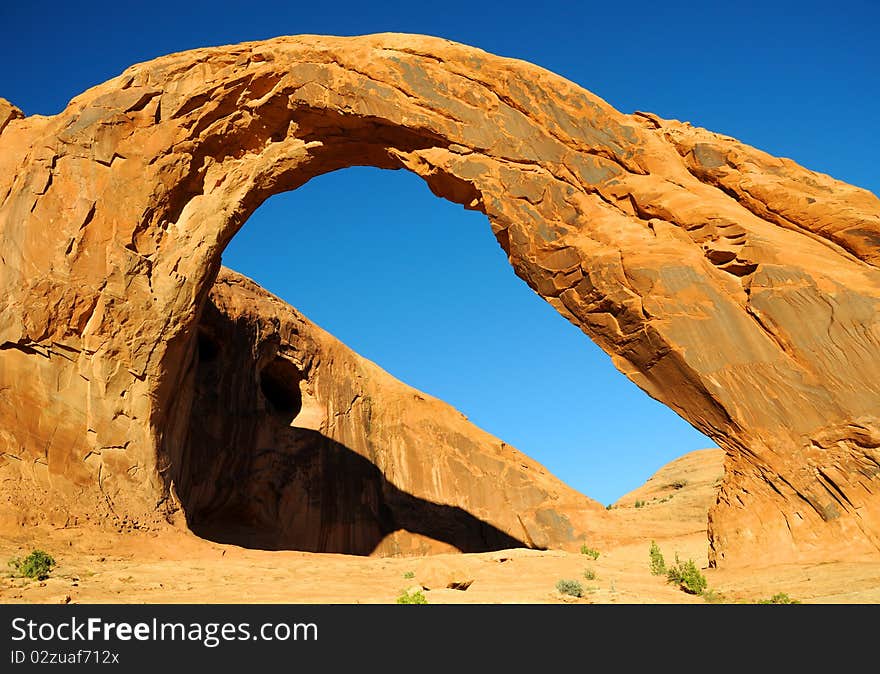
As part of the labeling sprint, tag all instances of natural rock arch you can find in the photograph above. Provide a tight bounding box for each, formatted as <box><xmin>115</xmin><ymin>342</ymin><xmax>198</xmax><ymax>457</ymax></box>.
<box><xmin>1</xmin><ymin>33</ymin><xmax>879</xmax><ymax>566</ymax></box>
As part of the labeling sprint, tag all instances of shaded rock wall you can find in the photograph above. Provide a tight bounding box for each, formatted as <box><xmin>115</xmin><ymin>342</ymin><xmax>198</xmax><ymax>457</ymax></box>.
<box><xmin>0</xmin><ymin>34</ymin><xmax>878</xmax><ymax>565</ymax></box>
<box><xmin>177</xmin><ymin>269</ymin><xmax>599</xmax><ymax>554</ymax></box>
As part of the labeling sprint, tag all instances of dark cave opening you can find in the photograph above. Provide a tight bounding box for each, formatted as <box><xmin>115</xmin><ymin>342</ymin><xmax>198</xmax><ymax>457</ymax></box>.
<box><xmin>196</xmin><ymin>329</ymin><xmax>219</xmax><ymax>363</ymax></box>
<box><xmin>259</xmin><ymin>356</ymin><xmax>303</xmax><ymax>418</ymax></box>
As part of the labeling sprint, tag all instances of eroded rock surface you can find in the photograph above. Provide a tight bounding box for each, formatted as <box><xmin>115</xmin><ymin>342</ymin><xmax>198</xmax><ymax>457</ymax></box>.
<box><xmin>179</xmin><ymin>269</ymin><xmax>601</xmax><ymax>554</ymax></box>
<box><xmin>0</xmin><ymin>34</ymin><xmax>878</xmax><ymax>566</ymax></box>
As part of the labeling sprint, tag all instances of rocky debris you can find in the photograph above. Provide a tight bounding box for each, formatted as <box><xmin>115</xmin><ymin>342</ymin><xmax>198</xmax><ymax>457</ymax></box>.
<box><xmin>0</xmin><ymin>34</ymin><xmax>878</xmax><ymax>566</ymax></box>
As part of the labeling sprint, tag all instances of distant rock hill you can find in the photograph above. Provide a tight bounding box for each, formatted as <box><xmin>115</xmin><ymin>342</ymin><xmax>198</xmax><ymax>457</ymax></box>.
<box><xmin>612</xmin><ymin>449</ymin><xmax>725</xmax><ymax>539</ymax></box>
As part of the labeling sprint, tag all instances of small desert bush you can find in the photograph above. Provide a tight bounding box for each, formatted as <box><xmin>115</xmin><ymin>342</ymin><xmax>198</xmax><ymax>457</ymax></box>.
<box><xmin>8</xmin><ymin>550</ymin><xmax>55</xmax><ymax>580</ymax></box>
<box><xmin>556</xmin><ymin>579</ymin><xmax>583</xmax><ymax>598</ymax></box>
<box><xmin>666</xmin><ymin>554</ymin><xmax>707</xmax><ymax>595</ymax></box>
<box><xmin>702</xmin><ymin>588</ymin><xmax>725</xmax><ymax>604</ymax></box>
<box><xmin>634</xmin><ymin>500</ymin><xmax>644</xmax><ymax>508</ymax></box>
<box><xmin>580</xmin><ymin>544</ymin><xmax>600</xmax><ymax>560</ymax></box>
<box><xmin>583</xmin><ymin>568</ymin><xmax>597</xmax><ymax>581</ymax></box>
<box><xmin>396</xmin><ymin>588</ymin><xmax>428</xmax><ymax>604</ymax></box>
<box><xmin>403</xmin><ymin>570</ymin><xmax>415</xmax><ymax>579</ymax></box>
<box><xmin>649</xmin><ymin>540</ymin><xmax>666</xmax><ymax>576</ymax></box>
<box><xmin>758</xmin><ymin>592</ymin><xmax>801</xmax><ymax>605</ymax></box>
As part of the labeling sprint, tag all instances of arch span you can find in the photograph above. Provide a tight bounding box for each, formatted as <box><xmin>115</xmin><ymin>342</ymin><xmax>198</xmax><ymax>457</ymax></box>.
<box><xmin>1</xmin><ymin>34</ymin><xmax>879</xmax><ymax>566</ymax></box>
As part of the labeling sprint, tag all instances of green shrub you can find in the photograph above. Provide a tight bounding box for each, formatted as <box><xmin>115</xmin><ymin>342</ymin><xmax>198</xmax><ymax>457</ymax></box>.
<box><xmin>666</xmin><ymin>554</ymin><xmax>707</xmax><ymax>595</ymax></box>
<box><xmin>634</xmin><ymin>500</ymin><xmax>644</xmax><ymax>508</ymax></box>
<box><xmin>403</xmin><ymin>570</ymin><xmax>415</xmax><ymax>579</ymax></box>
<box><xmin>649</xmin><ymin>540</ymin><xmax>666</xmax><ymax>576</ymax></box>
<box><xmin>396</xmin><ymin>588</ymin><xmax>428</xmax><ymax>604</ymax></box>
<box><xmin>583</xmin><ymin>568</ymin><xmax>597</xmax><ymax>581</ymax></box>
<box><xmin>556</xmin><ymin>579</ymin><xmax>583</xmax><ymax>598</ymax></box>
<box><xmin>758</xmin><ymin>592</ymin><xmax>801</xmax><ymax>605</ymax></box>
<box><xmin>580</xmin><ymin>544</ymin><xmax>600</xmax><ymax>560</ymax></box>
<box><xmin>9</xmin><ymin>550</ymin><xmax>55</xmax><ymax>580</ymax></box>
<box><xmin>605</xmin><ymin>504</ymin><xmax>613</xmax><ymax>510</ymax></box>
<box><xmin>702</xmin><ymin>588</ymin><xmax>725</xmax><ymax>604</ymax></box>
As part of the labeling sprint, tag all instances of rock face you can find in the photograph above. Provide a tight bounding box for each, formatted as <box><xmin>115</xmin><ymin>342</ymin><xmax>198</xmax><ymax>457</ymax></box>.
<box><xmin>180</xmin><ymin>268</ymin><xmax>601</xmax><ymax>554</ymax></box>
<box><xmin>0</xmin><ymin>33</ymin><xmax>878</xmax><ymax>566</ymax></box>
<box><xmin>613</xmin><ymin>448</ymin><xmax>726</xmax><ymax>536</ymax></box>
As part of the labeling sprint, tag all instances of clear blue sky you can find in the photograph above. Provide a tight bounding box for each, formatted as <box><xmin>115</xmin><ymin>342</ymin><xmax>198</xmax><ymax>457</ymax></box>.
<box><xmin>2</xmin><ymin>1</ymin><xmax>877</xmax><ymax>505</ymax></box>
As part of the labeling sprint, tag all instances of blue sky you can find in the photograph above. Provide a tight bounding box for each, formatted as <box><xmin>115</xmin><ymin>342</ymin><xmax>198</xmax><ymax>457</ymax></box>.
<box><xmin>2</xmin><ymin>1</ymin><xmax>877</xmax><ymax>504</ymax></box>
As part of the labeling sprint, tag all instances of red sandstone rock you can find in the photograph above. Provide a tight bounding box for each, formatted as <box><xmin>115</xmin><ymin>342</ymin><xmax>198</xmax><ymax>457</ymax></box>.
<box><xmin>0</xmin><ymin>34</ymin><xmax>878</xmax><ymax>566</ymax></box>
<box><xmin>181</xmin><ymin>268</ymin><xmax>602</xmax><ymax>554</ymax></box>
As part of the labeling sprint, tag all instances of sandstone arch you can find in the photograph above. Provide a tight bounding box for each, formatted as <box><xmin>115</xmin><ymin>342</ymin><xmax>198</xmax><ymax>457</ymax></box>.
<box><xmin>1</xmin><ymin>33</ymin><xmax>879</xmax><ymax>566</ymax></box>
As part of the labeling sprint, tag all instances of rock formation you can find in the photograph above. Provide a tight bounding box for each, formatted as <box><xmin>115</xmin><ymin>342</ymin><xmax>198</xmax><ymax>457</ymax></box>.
<box><xmin>612</xmin><ymin>448</ymin><xmax>725</xmax><ymax>542</ymax></box>
<box><xmin>0</xmin><ymin>34</ymin><xmax>878</xmax><ymax>566</ymax></box>
<box><xmin>181</xmin><ymin>268</ymin><xmax>602</xmax><ymax>554</ymax></box>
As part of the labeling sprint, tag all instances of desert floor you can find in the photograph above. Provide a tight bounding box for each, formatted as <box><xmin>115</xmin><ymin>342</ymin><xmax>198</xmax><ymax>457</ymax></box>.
<box><xmin>3</xmin><ymin>449</ymin><xmax>879</xmax><ymax>604</ymax></box>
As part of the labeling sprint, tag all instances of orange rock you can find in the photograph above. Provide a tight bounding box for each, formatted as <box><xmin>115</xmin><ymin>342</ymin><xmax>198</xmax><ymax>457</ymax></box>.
<box><xmin>180</xmin><ymin>268</ymin><xmax>602</xmax><ymax>554</ymax></box>
<box><xmin>0</xmin><ymin>34</ymin><xmax>878</xmax><ymax>567</ymax></box>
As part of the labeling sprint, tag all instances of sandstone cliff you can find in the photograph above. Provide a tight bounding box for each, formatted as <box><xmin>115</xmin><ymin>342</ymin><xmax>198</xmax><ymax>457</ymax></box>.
<box><xmin>0</xmin><ymin>34</ymin><xmax>878</xmax><ymax>566</ymax></box>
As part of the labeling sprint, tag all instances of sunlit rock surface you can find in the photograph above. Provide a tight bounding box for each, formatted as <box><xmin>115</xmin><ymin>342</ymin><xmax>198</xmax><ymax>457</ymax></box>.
<box><xmin>1</xmin><ymin>34</ymin><xmax>878</xmax><ymax>565</ymax></box>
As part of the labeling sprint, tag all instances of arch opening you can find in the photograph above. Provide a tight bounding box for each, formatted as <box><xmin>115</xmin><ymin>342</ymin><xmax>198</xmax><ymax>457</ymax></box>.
<box><xmin>169</xmin><ymin>166</ymin><xmax>713</xmax><ymax>556</ymax></box>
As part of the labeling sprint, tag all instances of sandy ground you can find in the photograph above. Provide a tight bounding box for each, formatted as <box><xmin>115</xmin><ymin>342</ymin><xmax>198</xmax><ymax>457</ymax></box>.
<box><xmin>2</xmin><ymin>449</ymin><xmax>879</xmax><ymax>604</ymax></box>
